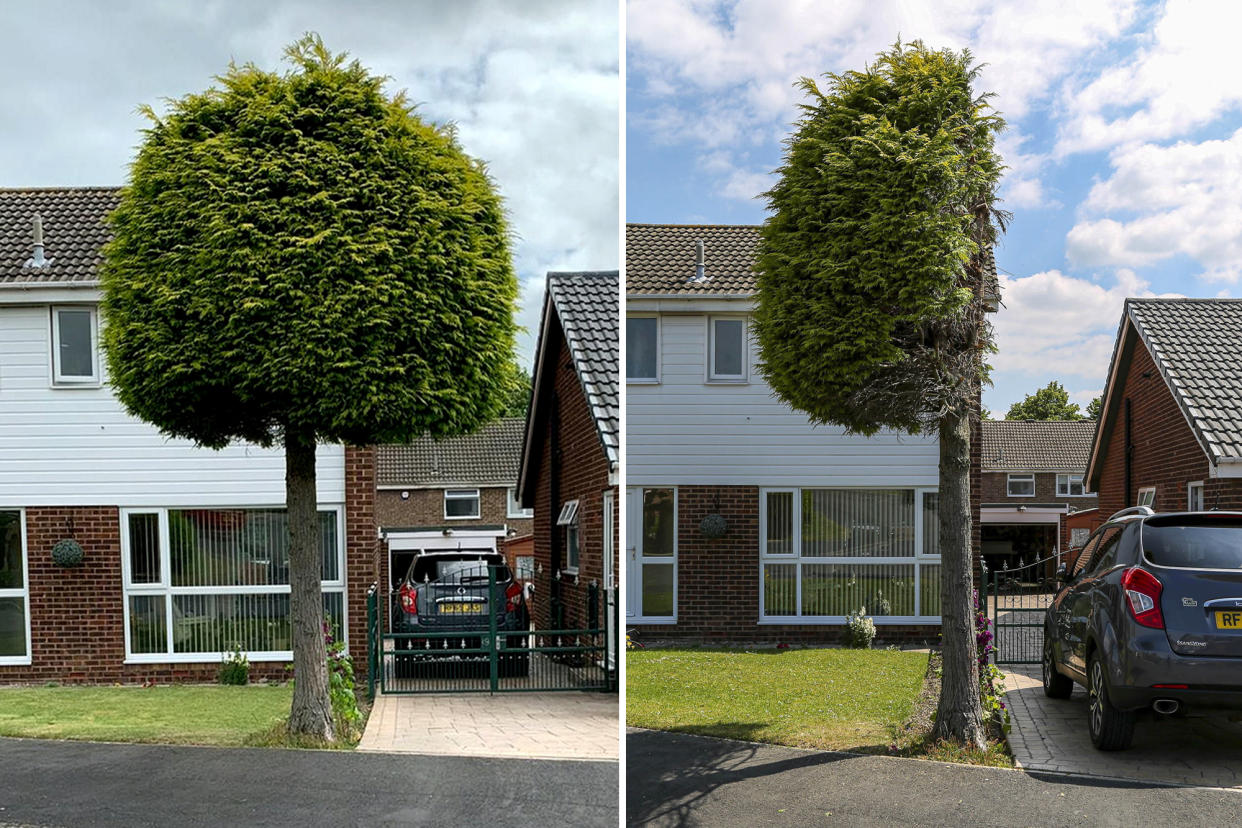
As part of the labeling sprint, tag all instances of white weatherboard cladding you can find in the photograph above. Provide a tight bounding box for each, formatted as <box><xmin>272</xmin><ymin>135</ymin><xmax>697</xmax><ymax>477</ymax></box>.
<box><xmin>0</xmin><ymin>304</ymin><xmax>345</xmax><ymax>506</ymax></box>
<box><xmin>626</xmin><ymin>311</ymin><xmax>940</xmax><ymax>487</ymax></box>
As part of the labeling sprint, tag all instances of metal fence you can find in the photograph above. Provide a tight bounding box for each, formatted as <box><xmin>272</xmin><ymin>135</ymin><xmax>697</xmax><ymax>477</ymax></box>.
<box><xmin>366</xmin><ymin>567</ymin><xmax>618</xmax><ymax>696</ymax></box>
<box><xmin>989</xmin><ymin>553</ymin><xmax>1060</xmax><ymax>665</ymax></box>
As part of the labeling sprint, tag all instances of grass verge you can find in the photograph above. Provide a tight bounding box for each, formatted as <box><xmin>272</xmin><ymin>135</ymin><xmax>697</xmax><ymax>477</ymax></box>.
<box><xmin>0</xmin><ymin>685</ymin><xmax>366</xmax><ymax>749</ymax></box>
<box><xmin>626</xmin><ymin>647</ymin><xmax>927</xmax><ymax>752</ymax></box>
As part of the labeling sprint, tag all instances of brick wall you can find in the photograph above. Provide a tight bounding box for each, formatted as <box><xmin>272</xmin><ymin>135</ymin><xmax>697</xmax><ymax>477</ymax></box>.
<box><xmin>344</xmin><ymin>446</ymin><xmax>379</xmax><ymax>677</ymax></box>
<box><xmin>374</xmin><ymin>486</ymin><xmax>531</xmax><ymax>536</ymax></box>
<box><xmin>981</xmin><ymin>471</ymin><xmax>1098</xmax><ymax>511</ymax></box>
<box><xmin>529</xmin><ymin>320</ymin><xmax>617</xmax><ymax>633</ymax></box>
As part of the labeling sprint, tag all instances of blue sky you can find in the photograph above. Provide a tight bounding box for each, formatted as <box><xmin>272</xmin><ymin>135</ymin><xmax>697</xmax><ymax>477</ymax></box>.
<box><xmin>1</xmin><ymin>0</ymin><xmax>619</xmax><ymax>371</ymax></box>
<box><xmin>627</xmin><ymin>0</ymin><xmax>1241</xmax><ymax>415</ymax></box>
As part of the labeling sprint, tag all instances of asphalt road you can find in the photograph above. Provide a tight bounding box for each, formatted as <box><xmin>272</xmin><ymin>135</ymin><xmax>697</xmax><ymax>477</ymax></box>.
<box><xmin>0</xmin><ymin>737</ymin><xmax>617</xmax><ymax>827</ymax></box>
<box><xmin>627</xmin><ymin>728</ymin><xmax>1242</xmax><ymax>827</ymax></box>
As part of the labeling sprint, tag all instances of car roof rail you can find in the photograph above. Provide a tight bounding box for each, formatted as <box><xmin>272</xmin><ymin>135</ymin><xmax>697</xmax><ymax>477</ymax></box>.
<box><xmin>1107</xmin><ymin>505</ymin><xmax>1155</xmax><ymax>522</ymax></box>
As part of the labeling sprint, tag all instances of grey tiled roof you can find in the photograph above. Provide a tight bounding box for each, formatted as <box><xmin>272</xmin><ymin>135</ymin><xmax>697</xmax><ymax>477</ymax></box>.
<box><xmin>376</xmin><ymin>418</ymin><xmax>525</xmax><ymax>487</ymax></box>
<box><xmin>981</xmin><ymin>420</ymin><xmax>1096</xmax><ymax>472</ymax></box>
<box><xmin>548</xmin><ymin>271</ymin><xmax>619</xmax><ymax>466</ymax></box>
<box><xmin>626</xmin><ymin>224</ymin><xmax>760</xmax><ymax>295</ymax></box>
<box><xmin>626</xmin><ymin>222</ymin><xmax>998</xmax><ymax>297</ymax></box>
<box><xmin>1127</xmin><ymin>299</ymin><xmax>1242</xmax><ymax>460</ymax></box>
<box><xmin>0</xmin><ymin>187</ymin><xmax>120</xmax><ymax>284</ymax></box>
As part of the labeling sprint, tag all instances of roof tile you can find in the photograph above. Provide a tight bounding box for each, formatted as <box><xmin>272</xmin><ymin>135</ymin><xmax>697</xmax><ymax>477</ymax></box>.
<box><xmin>0</xmin><ymin>187</ymin><xmax>120</xmax><ymax>284</ymax></box>
<box><xmin>981</xmin><ymin>420</ymin><xmax>1096</xmax><ymax>472</ymax></box>
<box><xmin>376</xmin><ymin>418</ymin><xmax>525</xmax><ymax>487</ymax></box>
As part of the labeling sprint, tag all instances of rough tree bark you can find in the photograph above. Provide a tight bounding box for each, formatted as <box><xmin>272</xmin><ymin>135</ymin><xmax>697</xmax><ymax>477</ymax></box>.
<box><xmin>285</xmin><ymin>429</ymin><xmax>335</xmax><ymax>741</ymax></box>
<box><xmin>931</xmin><ymin>404</ymin><xmax>986</xmax><ymax>749</ymax></box>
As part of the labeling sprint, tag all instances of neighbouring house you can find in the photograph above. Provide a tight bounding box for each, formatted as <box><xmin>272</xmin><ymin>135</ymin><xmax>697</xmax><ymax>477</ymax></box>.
<box><xmin>517</xmin><ymin>270</ymin><xmax>619</xmax><ymax>641</ymax></box>
<box><xmin>375</xmin><ymin>417</ymin><xmax>534</xmax><ymax>592</ymax></box>
<box><xmin>1086</xmin><ymin>298</ymin><xmax>1242</xmax><ymax>519</ymax></box>
<box><xmin>625</xmin><ymin>224</ymin><xmax>986</xmax><ymax>643</ymax></box>
<box><xmin>980</xmin><ymin>420</ymin><xmax>1098</xmax><ymax>574</ymax></box>
<box><xmin>0</xmin><ymin>187</ymin><xmax>380</xmax><ymax>682</ymax></box>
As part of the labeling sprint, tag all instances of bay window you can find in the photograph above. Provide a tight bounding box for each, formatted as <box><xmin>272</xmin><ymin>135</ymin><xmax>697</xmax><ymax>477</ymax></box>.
<box><xmin>759</xmin><ymin>488</ymin><xmax>942</xmax><ymax>622</ymax></box>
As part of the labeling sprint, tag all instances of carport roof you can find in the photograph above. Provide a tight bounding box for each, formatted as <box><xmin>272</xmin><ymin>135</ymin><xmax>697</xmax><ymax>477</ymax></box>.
<box><xmin>981</xmin><ymin>420</ymin><xmax>1095</xmax><ymax>473</ymax></box>
<box><xmin>376</xmin><ymin>418</ymin><xmax>524</xmax><ymax>487</ymax></box>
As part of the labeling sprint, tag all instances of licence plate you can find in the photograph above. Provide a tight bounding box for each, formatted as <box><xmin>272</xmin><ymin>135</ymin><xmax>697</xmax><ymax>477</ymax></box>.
<box><xmin>1215</xmin><ymin>610</ymin><xmax>1242</xmax><ymax>629</ymax></box>
<box><xmin>439</xmin><ymin>603</ymin><xmax>479</xmax><ymax>615</ymax></box>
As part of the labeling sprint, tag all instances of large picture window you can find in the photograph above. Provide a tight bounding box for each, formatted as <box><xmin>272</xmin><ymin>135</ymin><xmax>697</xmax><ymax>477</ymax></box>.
<box><xmin>122</xmin><ymin>507</ymin><xmax>345</xmax><ymax>662</ymax></box>
<box><xmin>759</xmin><ymin>488</ymin><xmax>941</xmax><ymax>622</ymax></box>
<box><xmin>0</xmin><ymin>510</ymin><xmax>30</xmax><ymax>664</ymax></box>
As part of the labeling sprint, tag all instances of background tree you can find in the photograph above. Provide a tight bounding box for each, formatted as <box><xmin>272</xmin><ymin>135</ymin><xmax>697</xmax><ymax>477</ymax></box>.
<box><xmin>1085</xmin><ymin>396</ymin><xmax>1102</xmax><ymax>420</ymax></box>
<box><xmin>502</xmin><ymin>364</ymin><xmax>534</xmax><ymax>418</ymax></box>
<box><xmin>101</xmin><ymin>36</ymin><xmax>518</xmax><ymax>740</ymax></box>
<box><xmin>754</xmin><ymin>41</ymin><xmax>1006</xmax><ymax>749</ymax></box>
<box><xmin>1005</xmin><ymin>381</ymin><xmax>1084</xmax><ymax>421</ymax></box>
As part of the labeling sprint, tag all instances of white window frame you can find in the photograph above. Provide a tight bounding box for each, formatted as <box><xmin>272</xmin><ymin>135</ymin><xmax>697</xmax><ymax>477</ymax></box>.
<box><xmin>706</xmin><ymin>315</ymin><xmax>748</xmax><ymax>383</ymax></box>
<box><xmin>564</xmin><ymin>522</ymin><xmax>580</xmax><ymax>575</ymax></box>
<box><xmin>760</xmin><ymin>489</ymin><xmax>798</xmax><ymax>556</ymax></box>
<box><xmin>50</xmin><ymin>305</ymin><xmax>100</xmax><ymax>386</ymax></box>
<box><xmin>0</xmin><ymin>508</ymin><xmax>31</xmax><ymax>666</ymax></box>
<box><xmin>1137</xmin><ymin>487</ymin><xmax>1156</xmax><ymax>508</ymax></box>
<box><xmin>444</xmin><ymin>488</ymin><xmax>481</xmax><ymax>520</ymax></box>
<box><xmin>120</xmin><ymin>505</ymin><xmax>346</xmax><ymax>664</ymax></box>
<box><xmin>1056</xmin><ymin>473</ymin><xmax>1088</xmax><ymax>497</ymax></box>
<box><xmin>757</xmin><ymin>487</ymin><xmax>942</xmax><ymax>625</ymax></box>
<box><xmin>626</xmin><ymin>314</ymin><xmax>660</xmax><ymax>383</ymax></box>
<box><xmin>506</xmin><ymin>487</ymin><xmax>533</xmax><ymax>519</ymax></box>
<box><xmin>1007</xmin><ymin>473</ymin><xmax>1036</xmax><ymax>497</ymax></box>
<box><xmin>1188</xmin><ymin>481</ymin><xmax>1205</xmax><ymax>511</ymax></box>
<box><xmin>628</xmin><ymin>486</ymin><xmax>677</xmax><ymax>624</ymax></box>
<box><xmin>557</xmin><ymin>499</ymin><xmax>580</xmax><ymax>575</ymax></box>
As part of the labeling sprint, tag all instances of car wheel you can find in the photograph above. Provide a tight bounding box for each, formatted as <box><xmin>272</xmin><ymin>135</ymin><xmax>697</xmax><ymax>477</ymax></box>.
<box><xmin>1042</xmin><ymin>637</ymin><xmax>1073</xmax><ymax>699</ymax></box>
<box><xmin>1087</xmin><ymin>654</ymin><xmax>1135</xmax><ymax>750</ymax></box>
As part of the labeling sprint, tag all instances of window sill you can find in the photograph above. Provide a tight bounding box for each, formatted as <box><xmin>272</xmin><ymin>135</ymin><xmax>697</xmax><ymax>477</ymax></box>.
<box><xmin>0</xmin><ymin>657</ymin><xmax>32</xmax><ymax>666</ymax></box>
<box><xmin>628</xmin><ymin>617</ymin><xmax>675</xmax><ymax>625</ymax></box>
<box><xmin>50</xmin><ymin>381</ymin><xmax>102</xmax><ymax>389</ymax></box>
<box><xmin>444</xmin><ymin>515</ymin><xmax>482</xmax><ymax>521</ymax></box>
<box><xmin>626</xmin><ymin>378</ymin><xmax>661</xmax><ymax>385</ymax></box>
<box><xmin>507</xmin><ymin>513</ymin><xmax>534</xmax><ymax>520</ymax></box>
<box><xmin>704</xmin><ymin>378</ymin><xmax>748</xmax><ymax>385</ymax></box>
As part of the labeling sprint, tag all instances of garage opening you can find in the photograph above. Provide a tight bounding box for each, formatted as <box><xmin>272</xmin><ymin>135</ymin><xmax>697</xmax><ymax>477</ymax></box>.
<box><xmin>982</xmin><ymin>523</ymin><xmax>1059</xmax><ymax>578</ymax></box>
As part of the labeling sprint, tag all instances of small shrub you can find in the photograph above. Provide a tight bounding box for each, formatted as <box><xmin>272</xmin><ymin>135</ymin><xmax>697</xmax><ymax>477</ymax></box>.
<box><xmin>842</xmin><ymin>607</ymin><xmax>876</xmax><ymax>649</ymax></box>
<box><xmin>974</xmin><ymin>589</ymin><xmax>1009</xmax><ymax>734</ymax></box>
<box><xmin>324</xmin><ymin>622</ymin><xmax>363</xmax><ymax>741</ymax></box>
<box><xmin>871</xmin><ymin>590</ymin><xmax>892</xmax><ymax>616</ymax></box>
<box><xmin>218</xmin><ymin>644</ymin><xmax>249</xmax><ymax>686</ymax></box>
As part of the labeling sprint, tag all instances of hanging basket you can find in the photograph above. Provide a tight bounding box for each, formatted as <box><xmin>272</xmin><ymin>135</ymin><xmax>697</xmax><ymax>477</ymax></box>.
<box><xmin>51</xmin><ymin>538</ymin><xmax>85</xmax><ymax>568</ymax></box>
<box><xmin>699</xmin><ymin>513</ymin><xmax>728</xmax><ymax>539</ymax></box>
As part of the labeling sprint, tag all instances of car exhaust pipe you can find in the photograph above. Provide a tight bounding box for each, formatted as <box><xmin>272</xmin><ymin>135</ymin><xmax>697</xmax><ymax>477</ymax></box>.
<box><xmin>1153</xmin><ymin>699</ymin><xmax>1180</xmax><ymax>715</ymax></box>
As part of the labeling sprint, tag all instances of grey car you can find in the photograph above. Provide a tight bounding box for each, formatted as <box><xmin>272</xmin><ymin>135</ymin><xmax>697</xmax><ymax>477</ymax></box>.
<box><xmin>1043</xmin><ymin>506</ymin><xmax>1242</xmax><ymax>750</ymax></box>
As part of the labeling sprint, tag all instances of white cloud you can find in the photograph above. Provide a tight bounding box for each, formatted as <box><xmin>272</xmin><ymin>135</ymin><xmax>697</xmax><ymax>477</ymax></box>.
<box><xmin>1066</xmin><ymin>129</ymin><xmax>1242</xmax><ymax>280</ymax></box>
<box><xmin>991</xmin><ymin>268</ymin><xmax>1180</xmax><ymax>380</ymax></box>
<box><xmin>720</xmin><ymin>169</ymin><xmax>772</xmax><ymax>202</ymax></box>
<box><xmin>1057</xmin><ymin>0</ymin><xmax>1242</xmax><ymax>155</ymax></box>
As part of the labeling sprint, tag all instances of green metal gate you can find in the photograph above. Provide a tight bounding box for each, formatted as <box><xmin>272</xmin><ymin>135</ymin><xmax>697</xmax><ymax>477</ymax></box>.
<box><xmin>366</xmin><ymin>566</ymin><xmax>618</xmax><ymax>696</ymax></box>
<box><xmin>990</xmin><ymin>553</ymin><xmax>1060</xmax><ymax>665</ymax></box>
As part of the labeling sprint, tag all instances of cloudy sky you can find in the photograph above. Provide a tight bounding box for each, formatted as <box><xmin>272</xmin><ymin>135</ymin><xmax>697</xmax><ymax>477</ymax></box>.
<box><xmin>0</xmin><ymin>0</ymin><xmax>619</xmax><ymax>369</ymax></box>
<box><xmin>627</xmin><ymin>0</ymin><xmax>1239</xmax><ymax>416</ymax></box>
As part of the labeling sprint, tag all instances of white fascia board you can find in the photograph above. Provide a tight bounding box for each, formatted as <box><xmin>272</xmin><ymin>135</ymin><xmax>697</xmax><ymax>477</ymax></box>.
<box><xmin>1211</xmin><ymin>458</ymin><xmax>1242</xmax><ymax>478</ymax></box>
<box><xmin>0</xmin><ymin>283</ymin><xmax>101</xmax><ymax>305</ymax></box>
<box><xmin>627</xmin><ymin>296</ymin><xmax>754</xmax><ymax>314</ymax></box>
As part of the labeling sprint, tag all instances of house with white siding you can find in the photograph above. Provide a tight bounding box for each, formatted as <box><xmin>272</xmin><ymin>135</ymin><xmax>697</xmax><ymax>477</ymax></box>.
<box><xmin>625</xmin><ymin>223</ymin><xmax>977</xmax><ymax>643</ymax></box>
<box><xmin>0</xmin><ymin>187</ymin><xmax>374</xmax><ymax>681</ymax></box>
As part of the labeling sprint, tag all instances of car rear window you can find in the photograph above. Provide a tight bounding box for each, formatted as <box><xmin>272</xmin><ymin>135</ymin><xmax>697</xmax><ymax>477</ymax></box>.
<box><xmin>409</xmin><ymin>555</ymin><xmax>510</xmax><ymax>584</ymax></box>
<box><xmin>1142</xmin><ymin>516</ymin><xmax>1242</xmax><ymax>569</ymax></box>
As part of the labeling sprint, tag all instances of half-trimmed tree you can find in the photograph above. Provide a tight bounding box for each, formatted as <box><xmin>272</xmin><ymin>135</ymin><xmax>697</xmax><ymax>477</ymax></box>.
<box><xmin>1005</xmin><ymin>381</ymin><xmax>1084</xmax><ymax>420</ymax></box>
<box><xmin>754</xmin><ymin>41</ymin><xmax>1006</xmax><ymax>749</ymax></box>
<box><xmin>101</xmin><ymin>36</ymin><xmax>518</xmax><ymax>740</ymax></box>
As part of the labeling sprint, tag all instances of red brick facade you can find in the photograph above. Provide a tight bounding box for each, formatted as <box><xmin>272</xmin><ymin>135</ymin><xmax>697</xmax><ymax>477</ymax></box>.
<box><xmin>374</xmin><ymin>485</ymin><xmax>531</xmax><ymax>536</ymax></box>
<box><xmin>981</xmin><ymin>471</ymin><xmax>1097</xmax><ymax>511</ymax></box>
<box><xmin>1093</xmin><ymin>336</ymin><xmax>1242</xmax><ymax>515</ymax></box>
<box><xmin>527</xmin><ymin>320</ymin><xmax>617</xmax><ymax>633</ymax></box>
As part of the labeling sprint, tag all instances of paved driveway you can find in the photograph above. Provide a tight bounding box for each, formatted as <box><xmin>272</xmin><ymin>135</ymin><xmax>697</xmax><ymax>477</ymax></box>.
<box><xmin>358</xmin><ymin>691</ymin><xmax>619</xmax><ymax>761</ymax></box>
<box><xmin>1003</xmin><ymin>666</ymin><xmax>1242</xmax><ymax>787</ymax></box>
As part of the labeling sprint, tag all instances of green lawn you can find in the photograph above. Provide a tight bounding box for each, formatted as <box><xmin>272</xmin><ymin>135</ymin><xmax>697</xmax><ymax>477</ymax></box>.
<box><xmin>627</xmin><ymin>648</ymin><xmax>928</xmax><ymax>752</ymax></box>
<box><xmin>0</xmin><ymin>685</ymin><xmax>298</xmax><ymax>747</ymax></box>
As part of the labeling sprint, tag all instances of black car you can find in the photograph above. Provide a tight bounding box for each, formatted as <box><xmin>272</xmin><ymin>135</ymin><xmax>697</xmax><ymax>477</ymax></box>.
<box><xmin>392</xmin><ymin>551</ymin><xmax>532</xmax><ymax>676</ymax></box>
<box><xmin>1043</xmin><ymin>506</ymin><xmax>1242</xmax><ymax>749</ymax></box>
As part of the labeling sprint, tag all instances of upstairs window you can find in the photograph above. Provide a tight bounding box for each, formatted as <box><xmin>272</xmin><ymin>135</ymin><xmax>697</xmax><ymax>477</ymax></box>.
<box><xmin>708</xmin><ymin>316</ymin><xmax>746</xmax><ymax>381</ymax></box>
<box><xmin>506</xmin><ymin>488</ymin><xmax>533</xmax><ymax>519</ymax></box>
<box><xmin>444</xmin><ymin>489</ymin><xmax>481</xmax><ymax>520</ymax></box>
<box><xmin>558</xmin><ymin>499</ymin><xmax>580</xmax><ymax>572</ymax></box>
<box><xmin>1137</xmin><ymin>487</ymin><xmax>1156</xmax><ymax>508</ymax></box>
<box><xmin>627</xmin><ymin>316</ymin><xmax>659</xmax><ymax>382</ymax></box>
<box><xmin>1056</xmin><ymin>474</ymin><xmax>1086</xmax><ymax>497</ymax></box>
<box><xmin>1007</xmin><ymin>473</ymin><xmax>1035</xmax><ymax>497</ymax></box>
<box><xmin>51</xmin><ymin>306</ymin><xmax>99</xmax><ymax>385</ymax></box>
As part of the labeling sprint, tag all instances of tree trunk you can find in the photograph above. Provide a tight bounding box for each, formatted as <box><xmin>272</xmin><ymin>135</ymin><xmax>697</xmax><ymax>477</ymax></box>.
<box><xmin>931</xmin><ymin>404</ymin><xmax>986</xmax><ymax>749</ymax></box>
<box><xmin>285</xmin><ymin>429</ymin><xmax>336</xmax><ymax>741</ymax></box>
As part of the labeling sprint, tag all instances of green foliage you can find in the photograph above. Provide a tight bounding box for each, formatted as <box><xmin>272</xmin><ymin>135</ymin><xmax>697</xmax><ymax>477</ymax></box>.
<box><xmin>754</xmin><ymin>40</ymin><xmax>1006</xmax><ymax>434</ymax></box>
<box><xmin>1005</xmin><ymin>381</ymin><xmax>1085</xmax><ymax>421</ymax></box>
<box><xmin>100</xmin><ymin>34</ymin><xmax>519</xmax><ymax>449</ymax></box>
<box><xmin>1085</xmin><ymin>395</ymin><xmax>1102</xmax><ymax>420</ymax></box>
<box><xmin>218</xmin><ymin>644</ymin><xmax>250</xmax><ymax>686</ymax></box>
<box><xmin>324</xmin><ymin>622</ymin><xmax>362</xmax><ymax>740</ymax></box>
<box><xmin>842</xmin><ymin>607</ymin><xmax>876</xmax><ymax>649</ymax></box>
<box><xmin>50</xmin><ymin>538</ymin><xmax>84</xmax><ymax>568</ymax></box>
<box><xmin>500</xmin><ymin>364</ymin><xmax>533</xmax><ymax>419</ymax></box>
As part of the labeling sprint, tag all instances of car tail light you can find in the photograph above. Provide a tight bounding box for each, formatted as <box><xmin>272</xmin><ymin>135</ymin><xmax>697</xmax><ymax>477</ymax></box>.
<box><xmin>399</xmin><ymin>585</ymin><xmax>417</xmax><ymax>616</ymax></box>
<box><xmin>1121</xmin><ymin>567</ymin><xmax>1164</xmax><ymax>629</ymax></box>
<box><xmin>1152</xmin><ymin>684</ymin><xmax>1188</xmax><ymax>689</ymax></box>
<box><xmin>505</xmin><ymin>581</ymin><xmax>523</xmax><ymax>613</ymax></box>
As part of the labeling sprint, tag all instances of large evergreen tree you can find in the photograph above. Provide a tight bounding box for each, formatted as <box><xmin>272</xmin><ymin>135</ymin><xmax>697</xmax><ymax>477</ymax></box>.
<box><xmin>101</xmin><ymin>36</ymin><xmax>518</xmax><ymax>739</ymax></box>
<box><xmin>754</xmin><ymin>41</ymin><xmax>1007</xmax><ymax>749</ymax></box>
<box><xmin>1005</xmin><ymin>381</ymin><xmax>1085</xmax><ymax>421</ymax></box>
